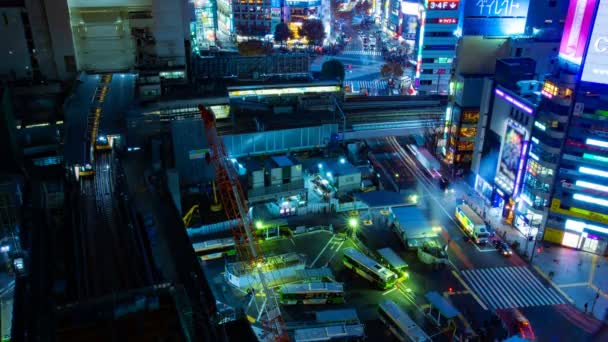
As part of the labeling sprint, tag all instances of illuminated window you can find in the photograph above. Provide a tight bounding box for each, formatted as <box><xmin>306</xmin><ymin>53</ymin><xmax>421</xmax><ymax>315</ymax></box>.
<box><xmin>579</xmin><ymin>166</ymin><xmax>608</xmax><ymax>178</ymax></box>
<box><xmin>573</xmin><ymin>193</ymin><xmax>608</xmax><ymax>207</ymax></box>
<box><xmin>562</xmin><ymin>232</ymin><xmax>580</xmax><ymax>248</ymax></box>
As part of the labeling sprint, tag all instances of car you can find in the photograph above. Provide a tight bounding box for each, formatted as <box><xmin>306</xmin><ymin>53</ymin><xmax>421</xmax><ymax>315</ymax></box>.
<box><xmin>499</xmin><ymin>309</ymin><xmax>535</xmax><ymax>340</ymax></box>
<box><xmin>493</xmin><ymin>240</ymin><xmax>513</xmax><ymax>256</ymax></box>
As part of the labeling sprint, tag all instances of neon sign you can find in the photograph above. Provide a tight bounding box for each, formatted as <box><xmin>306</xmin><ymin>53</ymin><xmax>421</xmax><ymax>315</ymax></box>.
<box><xmin>428</xmin><ymin>0</ymin><xmax>459</xmax><ymax>10</ymax></box>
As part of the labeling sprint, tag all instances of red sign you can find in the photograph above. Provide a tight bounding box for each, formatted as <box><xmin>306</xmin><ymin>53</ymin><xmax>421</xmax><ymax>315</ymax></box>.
<box><xmin>438</xmin><ymin>18</ymin><xmax>458</xmax><ymax>24</ymax></box>
<box><xmin>428</xmin><ymin>0</ymin><xmax>459</xmax><ymax>10</ymax></box>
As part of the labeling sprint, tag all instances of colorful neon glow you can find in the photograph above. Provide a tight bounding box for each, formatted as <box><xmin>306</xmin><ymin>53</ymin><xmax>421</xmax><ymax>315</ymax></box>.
<box><xmin>514</xmin><ymin>140</ymin><xmax>529</xmax><ymax>197</ymax></box>
<box><xmin>579</xmin><ymin>166</ymin><xmax>608</xmax><ymax>178</ymax></box>
<box><xmin>586</xmin><ymin>138</ymin><xmax>608</xmax><ymax>148</ymax></box>
<box><xmin>583</xmin><ymin>153</ymin><xmax>608</xmax><ymax>163</ymax></box>
<box><xmin>559</xmin><ymin>0</ymin><xmax>598</xmax><ymax>65</ymax></box>
<box><xmin>574</xmin><ymin>193</ymin><xmax>608</xmax><ymax>207</ymax></box>
<box><xmin>494</xmin><ymin>89</ymin><xmax>534</xmax><ymax>114</ymax></box>
<box><xmin>576</xmin><ymin>180</ymin><xmax>608</xmax><ymax>193</ymax></box>
<box><xmin>581</xmin><ymin>0</ymin><xmax>608</xmax><ymax>84</ymax></box>
<box><xmin>415</xmin><ymin>11</ymin><xmax>426</xmax><ymax>86</ymax></box>
<box><xmin>427</xmin><ymin>0</ymin><xmax>460</xmax><ymax>10</ymax></box>
<box><xmin>531</xmin><ymin>137</ymin><xmax>540</xmax><ymax>144</ymax></box>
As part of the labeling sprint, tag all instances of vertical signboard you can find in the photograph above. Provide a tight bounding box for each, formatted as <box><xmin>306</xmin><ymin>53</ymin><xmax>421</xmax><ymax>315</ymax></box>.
<box><xmin>559</xmin><ymin>0</ymin><xmax>598</xmax><ymax>65</ymax></box>
<box><xmin>496</xmin><ymin>120</ymin><xmax>527</xmax><ymax>195</ymax></box>
<box><xmin>581</xmin><ymin>0</ymin><xmax>608</xmax><ymax>83</ymax></box>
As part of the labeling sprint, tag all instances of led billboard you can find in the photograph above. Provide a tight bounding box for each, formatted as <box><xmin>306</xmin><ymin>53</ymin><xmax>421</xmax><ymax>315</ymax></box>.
<box><xmin>496</xmin><ymin>121</ymin><xmax>527</xmax><ymax>195</ymax></box>
<box><xmin>581</xmin><ymin>0</ymin><xmax>608</xmax><ymax>84</ymax></box>
<box><xmin>464</xmin><ymin>0</ymin><xmax>529</xmax><ymax>18</ymax></box>
<box><xmin>428</xmin><ymin>0</ymin><xmax>459</xmax><ymax>10</ymax></box>
<box><xmin>559</xmin><ymin>0</ymin><xmax>598</xmax><ymax>65</ymax></box>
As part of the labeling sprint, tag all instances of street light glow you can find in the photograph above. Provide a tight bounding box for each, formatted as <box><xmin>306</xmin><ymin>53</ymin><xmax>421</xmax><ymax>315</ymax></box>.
<box><xmin>340</xmin><ymin>158</ymin><xmax>346</xmax><ymax>164</ymax></box>
<box><xmin>255</xmin><ymin>221</ymin><xmax>263</xmax><ymax>229</ymax></box>
<box><xmin>348</xmin><ymin>217</ymin><xmax>358</xmax><ymax>229</ymax></box>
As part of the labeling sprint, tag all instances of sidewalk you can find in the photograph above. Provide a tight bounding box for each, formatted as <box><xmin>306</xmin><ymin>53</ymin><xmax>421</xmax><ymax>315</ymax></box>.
<box><xmin>455</xmin><ymin>180</ymin><xmax>608</xmax><ymax>322</ymax></box>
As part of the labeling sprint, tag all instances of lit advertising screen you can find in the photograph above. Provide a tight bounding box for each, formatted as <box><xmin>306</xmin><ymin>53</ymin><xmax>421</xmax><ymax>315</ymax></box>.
<box><xmin>497</xmin><ymin>122</ymin><xmax>525</xmax><ymax>194</ymax></box>
<box><xmin>581</xmin><ymin>0</ymin><xmax>608</xmax><ymax>84</ymax></box>
<box><xmin>559</xmin><ymin>0</ymin><xmax>598</xmax><ymax>65</ymax></box>
<box><xmin>428</xmin><ymin>0</ymin><xmax>459</xmax><ymax>10</ymax></box>
<box><xmin>401</xmin><ymin>1</ymin><xmax>420</xmax><ymax>15</ymax></box>
<box><xmin>402</xmin><ymin>14</ymin><xmax>420</xmax><ymax>40</ymax></box>
<box><xmin>464</xmin><ymin>0</ymin><xmax>529</xmax><ymax>18</ymax></box>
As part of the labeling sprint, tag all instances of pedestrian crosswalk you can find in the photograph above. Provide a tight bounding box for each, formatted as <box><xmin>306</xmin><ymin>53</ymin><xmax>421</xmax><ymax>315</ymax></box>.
<box><xmin>341</xmin><ymin>49</ymin><xmax>382</xmax><ymax>56</ymax></box>
<box><xmin>461</xmin><ymin>266</ymin><xmax>566</xmax><ymax>309</ymax></box>
<box><xmin>347</xmin><ymin>80</ymin><xmax>388</xmax><ymax>92</ymax></box>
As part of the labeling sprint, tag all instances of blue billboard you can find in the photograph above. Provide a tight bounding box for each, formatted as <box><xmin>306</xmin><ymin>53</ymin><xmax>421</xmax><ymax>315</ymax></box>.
<box><xmin>464</xmin><ymin>0</ymin><xmax>530</xmax><ymax>18</ymax></box>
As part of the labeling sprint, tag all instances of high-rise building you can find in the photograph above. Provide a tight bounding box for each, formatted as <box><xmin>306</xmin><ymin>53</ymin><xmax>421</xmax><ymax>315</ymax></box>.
<box><xmin>232</xmin><ymin>0</ymin><xmax>272</xmax><ymax>37</ymax></box>
<box><xmin>0</xmin><ymin>0</ymin><xmax>76</xmax><ymax>81</ymax></box>
<box><xmin>417</xmin><ymin>0</ymin><xmax>460</xmax><ymax>95</ymax></box>
<box><xmin>541</xmin><ymin>0</ymin><xmax>608</xmax><ymax>255</ymax></box>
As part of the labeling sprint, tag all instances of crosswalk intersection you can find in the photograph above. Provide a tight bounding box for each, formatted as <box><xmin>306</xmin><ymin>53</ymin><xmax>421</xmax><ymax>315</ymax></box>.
<box><xmin>341</xmin><ymin>49</ymin><xmax>382</xmax><ymax>56</ymax></box>
<box><xmin>461</xmin><ymin>266</ymin><xmax>566</xmax><ymax>309</ymax></box>
<box><xmin>347</xmin><ymin>80</ymin><xmax>388</xmax><ymax>92</ymax></box>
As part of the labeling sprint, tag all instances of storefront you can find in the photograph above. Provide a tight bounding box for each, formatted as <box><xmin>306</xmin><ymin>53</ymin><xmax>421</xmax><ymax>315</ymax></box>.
<box><xmin>545</xmin><ymin>219</ymin><xmax>608</xmax><ymax>256</ymax></box>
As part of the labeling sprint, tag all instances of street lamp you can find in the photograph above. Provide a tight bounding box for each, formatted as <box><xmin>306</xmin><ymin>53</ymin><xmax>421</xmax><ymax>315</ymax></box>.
<box><xmin>255</xmin><ymin>220</ymin><xmax>264</xmax><ymax>229</ymax></box>
<box><xmin>348</xmin><ymin>217</ymin><xmax>358</xmax><ymax>239</ymax></box>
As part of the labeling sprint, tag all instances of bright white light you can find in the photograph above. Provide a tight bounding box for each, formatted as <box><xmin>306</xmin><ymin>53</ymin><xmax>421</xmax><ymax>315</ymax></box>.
<box><xmin>576</xmin><ymin>180</ymin><xmax>608</xmax><ymax>193</ymax></box>
<box><xmin>586</xmin><ymin>138</ymin><xmax>608</xmax><ymax>148</ymax></box>
<box><xmin>531</xmin><ymin>137</ymin><xmax>539</xmax><ymax>144</ymax></box>
<box><xmin>573</xmin><ymin>193</ymin><xmax>608</xmax><ymax>207</ymax></box>
<box><xmin>318</xmin><ymin>163</ymin><xmax>323</xmax><ymax>169</ymax></box>
<box><xmin>0</xmin><ymin>245</ymin><xmax>9</xmax><ymax>253</ymax></box>
<box><xmin>340</xmin><ymin>158</ymin><xmax>346</xmax><ymax>164</ymax></box>
<box><xmin>529</xmin><ymin>152</ymin><xmax>539</xmax><ymax>161</ymax></box>
<box><xmin>326</xmin><ymin>172</ymin><xmax>332</xmax><ymax>178</ymax></box>
<box><xmin>579</xmin><ymin>166</ymin><xmax>608</xmax><ymax>178</ymax></box>
<box><xmin>566</xmin><ymin>219</ymin><xmax>608</xmax><ymax>235</ymax></box>
<box><xmin>534</xmin><ymin>121</ymin><xmax>546</xmax><ymax>131</ymax></box>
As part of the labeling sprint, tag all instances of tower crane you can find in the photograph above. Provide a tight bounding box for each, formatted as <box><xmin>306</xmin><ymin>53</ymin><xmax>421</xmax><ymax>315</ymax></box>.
<box><xmin>198</xmin><ymin>105</ymin><xmax>288</xmax><ymax>341</ymax></box>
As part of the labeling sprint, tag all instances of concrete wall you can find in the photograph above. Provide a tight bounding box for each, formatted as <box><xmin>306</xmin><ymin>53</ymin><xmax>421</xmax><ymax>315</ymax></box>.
<box><xmin>455</xmin><ymin>37</ymin><xmax>510</xmax><ymax>75</ymax></box>
<box><xmin>0</xmin><ymin>8</ymin><xmax>32</xmax><ymax>80</ymax></box>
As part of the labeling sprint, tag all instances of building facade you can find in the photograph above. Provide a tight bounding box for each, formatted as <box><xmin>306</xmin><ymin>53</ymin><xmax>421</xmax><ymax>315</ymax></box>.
<box><xmin>417</xmin><ymin>0</ymin><xmax>459</xmax><ymax>95</ymax></box>
<box><xmin>0</xmin><ymin>0</ymin><xmax>76</xmax><ymax>81</ymax></box>
<box><xmin>232</xmin><ymin>0</ymin><xmax>272</xmax><ymax>37</ymax></box>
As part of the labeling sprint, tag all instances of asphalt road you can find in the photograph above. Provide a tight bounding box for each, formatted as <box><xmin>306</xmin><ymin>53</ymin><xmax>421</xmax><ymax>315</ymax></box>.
<box><xmin>375</xmin><ymin>136</ymin><xmax>596</xmax><ymax>341</ymax></box>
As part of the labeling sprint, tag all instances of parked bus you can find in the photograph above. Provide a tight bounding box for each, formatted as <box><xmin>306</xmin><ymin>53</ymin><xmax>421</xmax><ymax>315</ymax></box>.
<box><xmin>455</xmin><ymin>204</ymin><xmax>490</xmax><ymax>245</ymax></box>
<box><xmin>315</xmin><ymin>308</ymin><xmax>360</xmax><ymax>325</ymax></box>
<box><xmin>376</xmin><ymin>247</ymin><xmax>408</xmax><ymax>279</ymax></box>
<box><xmin>378</xmin><ymin>300</ymin><xmax>430</xmax><ymax>342</ymax></box>
<box><xmin>294</xmin><ymin>324</ymin><xmax>365</xmax><ymax>342</ymax></box>
<box><xmin>342</xmin><ymin>248</ymin><xmax>398</xmax><ymax>289</ymax></box>
<box><xmin>279</xmin><ymin>282</ymin><xmax>346</xmax><ymax>305</ymax></box>
<box><xmin>192</xmin><ymin>237</ymin><xmax>236</xmax><ymax>260</ymax></box>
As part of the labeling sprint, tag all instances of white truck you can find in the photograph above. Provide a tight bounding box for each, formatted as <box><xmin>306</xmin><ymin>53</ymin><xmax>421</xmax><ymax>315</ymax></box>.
<box><xmin>455</xmin><ymin>204</ymin><xmax>490</xmax><ymax>244</ymax></box>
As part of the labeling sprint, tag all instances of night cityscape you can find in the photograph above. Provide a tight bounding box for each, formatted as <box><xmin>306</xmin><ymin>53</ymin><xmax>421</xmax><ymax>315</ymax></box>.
<box><xmin>1</xmin><ymin>0</ymin><xmax>608</xmax><ymax>341</ymax></box>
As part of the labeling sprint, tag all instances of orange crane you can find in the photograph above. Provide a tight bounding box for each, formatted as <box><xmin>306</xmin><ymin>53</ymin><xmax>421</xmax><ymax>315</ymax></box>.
<box><xmin>198</xmin><ymin>105</ymin><xmax>289</xmax><ymax>341</ymax></box>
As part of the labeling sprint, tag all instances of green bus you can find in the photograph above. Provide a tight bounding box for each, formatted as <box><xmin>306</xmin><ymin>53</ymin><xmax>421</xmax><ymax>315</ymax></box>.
<box><xmin>343</xmin><ymin>248</ymin><xmax>398</xmax><ymax>290</ymax></box>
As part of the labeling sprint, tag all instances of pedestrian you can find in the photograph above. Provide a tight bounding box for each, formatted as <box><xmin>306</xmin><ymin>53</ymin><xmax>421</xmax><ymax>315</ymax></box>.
<box><xmin>584</xmin><ymin>302</ymin><xmax>588</xmax><ymax>314</ymax></box>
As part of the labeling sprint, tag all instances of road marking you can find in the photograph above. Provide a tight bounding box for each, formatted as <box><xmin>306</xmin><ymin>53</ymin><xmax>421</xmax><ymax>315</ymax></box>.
<box><xmin>382</xmin><ymin>287</ymin><xmax>398</xmax><ymax>296</ymax></box>
<box><xmin>589</xmin><ymin>254</ymin><xmax>598</xmax><ymax>284</ymax></box>
<box><xmin>451</xmin><ymin>270</ymin><xmax>488</xmax><ymax>310</ymax></box>
<box><xmin>309</xmin><ymin>235</ymin><xmax>334</xmax><ymax>268</ymax></box>
<box><xmin>558</xmin><ymin>282</ymin><xmax>589</xmax><ymax>288</ymax></box>
<box><xmin>325</xmin><ymin>240</ymin><xmax>346</xmax><ymax>266</ymax></box>
<box><xmin>532</xmin><ymin>265</ymin><xmax>575</xmax><ymax>303</ymax></box>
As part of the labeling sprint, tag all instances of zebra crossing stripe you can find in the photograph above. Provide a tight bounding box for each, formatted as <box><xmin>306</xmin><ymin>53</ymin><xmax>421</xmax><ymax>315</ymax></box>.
<box><xmin>508</xmin><ymin>267</ymin><xmax>549</xmax><ymax>306</ymax></box>
<box><xmin>462</xmin><ymin>270</ymin><xmax>499</xmax><ymax>309</ymax></box>
<box><xmin>462</xmin><ymin>267</ymin><xmax>566</xmax><ymax>309</ymax></box>
<box><xmin>488</xmin><ymin>268</ymin><xmax>521</xmax><ymax>308</ymax></box>
<box><xmin>514</xmin><ymin>267</ymin><xmax>564</xmax><ymax>304</ymax></box>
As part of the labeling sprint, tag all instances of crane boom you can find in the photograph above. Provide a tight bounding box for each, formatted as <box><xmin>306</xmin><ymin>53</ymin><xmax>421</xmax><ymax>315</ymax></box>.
<box><xmin>198</xmin><ymin>105</ymin><xmax>288</xmax><ymax>341</ymax></box>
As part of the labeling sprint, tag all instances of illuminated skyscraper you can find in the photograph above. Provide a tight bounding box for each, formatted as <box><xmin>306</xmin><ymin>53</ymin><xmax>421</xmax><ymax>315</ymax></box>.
<box><xmin>521</xmin><ymin>0</ymin><xmax>608</xmax><ymax>255</ymax></box>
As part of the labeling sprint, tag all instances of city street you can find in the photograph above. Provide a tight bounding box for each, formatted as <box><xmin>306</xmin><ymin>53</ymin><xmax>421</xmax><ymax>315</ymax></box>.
<box><xmin>373</xmin><ymin>135</ymin><xmax>600</xmax><ymax>340</ymax></box>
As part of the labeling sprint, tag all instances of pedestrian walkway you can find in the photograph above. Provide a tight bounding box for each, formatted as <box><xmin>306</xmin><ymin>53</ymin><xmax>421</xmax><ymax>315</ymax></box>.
<box><xmin>341</xmin><ymin>49</ymin><xmax>382</xmax><ymax>56</ymax></box>
<box><xmin>346</xmin><ymin>80</ymin><xmax>388</xmax><ymax>92</ymax></box>
<box><xmin>461</xmin><ymin>266</ymin><xmax>566</xmax><ymax>309</ymax></box>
